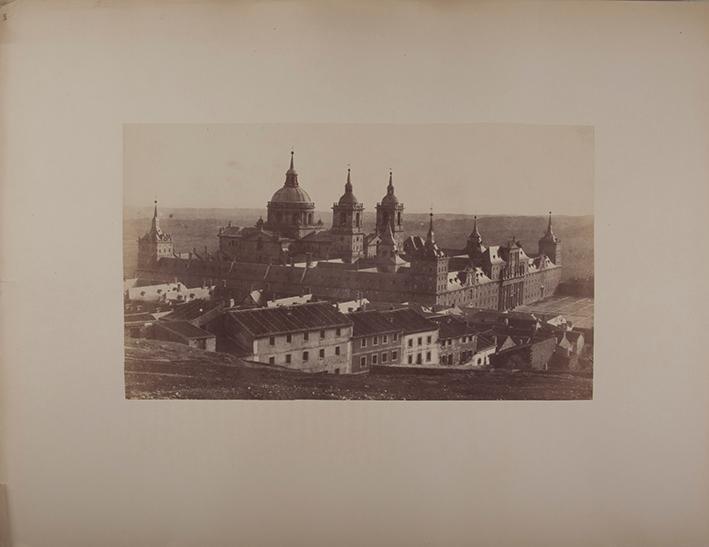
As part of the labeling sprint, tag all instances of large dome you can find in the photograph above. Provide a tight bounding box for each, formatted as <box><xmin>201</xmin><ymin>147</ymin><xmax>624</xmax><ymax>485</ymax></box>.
<box><xmin>271</xmin><ymin>185</ymin><xmax>314</xmax><ymax>204</ymax></box>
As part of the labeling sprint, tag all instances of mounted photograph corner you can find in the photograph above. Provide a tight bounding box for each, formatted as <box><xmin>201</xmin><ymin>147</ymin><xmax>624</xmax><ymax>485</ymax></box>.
<box><xmin>123</xmin><ymin>123</ymin><xmax>594</xmax><ymax>399</ymax></box>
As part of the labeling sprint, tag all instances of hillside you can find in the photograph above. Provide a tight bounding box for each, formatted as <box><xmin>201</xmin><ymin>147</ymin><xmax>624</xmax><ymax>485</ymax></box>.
<box><xmin>125</xmin><ymin>338</ymin><xmax>592</xmax><ymax>400</ymax></box>
<box><xmin>124</xmin><ymin>208</ymin><xmax>593</xmax><ymax>281</ymax></box>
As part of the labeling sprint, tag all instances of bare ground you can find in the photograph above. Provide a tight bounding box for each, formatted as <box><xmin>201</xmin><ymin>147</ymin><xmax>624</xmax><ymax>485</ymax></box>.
<box><xmin>125</xmin><ymin>339</ymin><xmax>593</xmax><ymax>400</ymax></box>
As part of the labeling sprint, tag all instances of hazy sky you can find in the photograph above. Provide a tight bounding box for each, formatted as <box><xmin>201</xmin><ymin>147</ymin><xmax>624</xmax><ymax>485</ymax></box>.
<box><xmin>124</xmin><ymin>123</ymin><xmax>592</xmax><ymax>216</ymax></box>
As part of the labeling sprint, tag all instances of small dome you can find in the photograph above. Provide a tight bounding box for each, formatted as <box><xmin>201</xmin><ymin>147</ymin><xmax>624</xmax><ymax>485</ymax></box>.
<box><xmin>338</xmin><ymin>192</ymin><xmax>359</xmax><ymax>206</ymax></box>
<box><xmin>270</xmin><ymin>185</ymin><xmax>314</xmax><ymax>204</ymax></box>
<box><xmin>381</xmin><ymin>192</ymin><xmax>399</xmax><ymax>206</ymax></box>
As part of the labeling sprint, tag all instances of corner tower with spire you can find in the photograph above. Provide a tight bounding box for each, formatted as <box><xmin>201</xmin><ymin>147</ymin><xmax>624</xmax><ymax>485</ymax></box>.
<box><xmin>331</xmin><ymin>167</ymin><xmax>365</xmax><ymax>263</ymax></box>
<box><xmin>137</xmin><ymin>200</ymin><xmax>174</xmax><ymax>271</ymax></box>
<box><xmin>409</xmin><ymin>211</ymin><xmax>449</xmax><ymax>296</ymax></box>
<box><xmin>538</xmin><ymin>211</ymin><xmax>562</xmax><ymax>265</ymax></box>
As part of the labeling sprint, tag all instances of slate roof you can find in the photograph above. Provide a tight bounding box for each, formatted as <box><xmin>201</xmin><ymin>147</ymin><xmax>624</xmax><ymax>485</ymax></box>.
<box><xmin>380</xmin><ymin>308</ymin><xmax>438</xmax><ymax>335</ymax></box>
<box><xmin>226</xmin><ymin>302</ymin><xmax>352</xmax><ymax>337</ymax></box>
<box><xmin>156</xmin><ymin>321</ymin><xmax>215</xmax><ymax>339</ymax></box>
<box><xmin>349</xmin><ymin>310</ymin><xmax>403</xmax><ymax>337</ymax></box>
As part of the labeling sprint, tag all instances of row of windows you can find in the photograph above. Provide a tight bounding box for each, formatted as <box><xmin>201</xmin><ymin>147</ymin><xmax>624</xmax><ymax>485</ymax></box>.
<box><xmin>269</xmin><ymin>328</ymin><xmax>342</xmax><ymax>345</ymax></box>
<box><xmin>358</xmin><ymin>350</ymin><xmax>399</xmax><ymax>368</ymax></box>
<box><xmin>268</xmin><ymin>345</ymin><xmax>342</xmax><ymax>365</ymax></box>
<box><xmin>359</xmin><ymin>333</ymin><xmax>398</xmax><ymax>348</ymax></box>
<box><xmin>440</xmin><ymin>336</ymin><xmax>475</xmax><ymax>346</ymax></box>
<box><xmin>407</xmin><ymin>334</ymin><xmax>433</xmax><ymax>348</ymax></box>
<box><xmin>406</xmin><ymin>351</ymin><xmax>432</xmax><ymax>365</ymax></box>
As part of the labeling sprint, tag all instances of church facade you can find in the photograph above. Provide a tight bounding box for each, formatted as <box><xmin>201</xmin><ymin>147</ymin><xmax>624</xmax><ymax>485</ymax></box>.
<box><xmin>135</xmin><ymin>152</ymin><xmax>562</xmax><ymax>311</ymax></box>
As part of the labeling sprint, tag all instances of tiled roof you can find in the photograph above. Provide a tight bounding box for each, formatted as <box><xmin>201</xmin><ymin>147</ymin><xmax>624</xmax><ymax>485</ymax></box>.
<box><xmin>349</xmin><ymin>310</ymin><xmax>403</xmax><ymax>337</ymax></box>
<box><xmin>380</xmin><ymin>308</ymin><xmax>437</xmax><ymax>335</ymax></box>
<box><xmin>433</xmin><ymin>316</ymin><xmax>476</xmax><ymax>339</ymax></box>
<box><xmin>226</xmin><ymin>302</ymin><xmax>352</xmax><ymax>337</ymax></box>
<box><xmin>156</xmin><ymin>320</ymin><xmax>215</xmax><ymax>339</ymax></box>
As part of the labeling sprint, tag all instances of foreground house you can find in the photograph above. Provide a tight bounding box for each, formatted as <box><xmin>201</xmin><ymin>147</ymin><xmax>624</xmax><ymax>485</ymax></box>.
<box><xmin>383</xmin><ymin>308</ymin><xmax>439</xmax><ymax>366</ymax></box>
<box><xmin>348</xmin><ymin>310</ymin><xmax>404</xmax><ymax>374</ymax></box>
<box><xmin>222</xmin><ymin>302</ymin><xmax>353</xmax><ymax>373</ymax></box>
<box><xmin>152</xmin><ymin>320</ymin><xmax>217</xmax><ymax>352</ymax></box>
<box><xmin>490</xmin><ymin>337</ymin><xmax>557</xmax><ymax>371</ymax></box>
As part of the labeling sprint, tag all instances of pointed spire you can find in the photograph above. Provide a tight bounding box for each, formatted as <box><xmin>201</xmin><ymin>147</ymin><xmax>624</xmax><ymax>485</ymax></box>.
<box><xmin>381</xmin><ymin>220</ymin><xmax>396</xmax><ymax>245</ymax></box>
<box><xmin>470</xmin><ymin>215</ymin><xmax>482</xmax><ymax>242</ymax></box>
<box><xmin>284</xmin><ymin>150</ymin><xmax>298</xmax><ymax>187</ymax></box>
<box><xmin>387</xmin><ymin>170</ymin><xmax>394</xmax><ymax>194</ymax></box>
<box><xmin>426</xmin><ymin>209</ymin><xmax>435</xmax><ymax>243</ymax></box>
<box><xmin>546</xmin><ymin>211</ymin><xmax>554</xmax><ymax>235</ymax></box>
<box><xmin>151</xmin><ymin>200</ymin><xmax>161</xmax><ymax>233</ymax></box>
<box><xmin>345</xmin><ymin>167</ymin><xmax>352</xmax><ymax>193</ymax></box>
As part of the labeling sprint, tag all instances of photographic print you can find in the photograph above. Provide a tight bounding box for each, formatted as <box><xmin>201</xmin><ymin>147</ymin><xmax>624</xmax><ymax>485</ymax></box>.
<box><xmin>123</xmin><ymin>123</ymin><xmax>594</xmax><ymax>399</ymax></box>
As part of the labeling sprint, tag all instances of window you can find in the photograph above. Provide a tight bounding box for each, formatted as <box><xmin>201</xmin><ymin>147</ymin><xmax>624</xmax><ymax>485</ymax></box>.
<box><xmin>417</xmin><ymin>337</ymin><xmax>422</xmax><ymax>346</ymax></box>
<box><xmin>382</xmin><ymin>352</ymin><xmax>388</xmax><ymax>363</ymax></box>
<box><xmin>336</xmin><ymin>328</ymin><xmax>341</xmax><ymax>336</ymax></box>
<box><xmin>408</xmin><ymin>339</ymin><xmax>413</xmax><ymax>347</ymax></box>
<box><xmin>392</xmin><ymin>350</ymin><xmax>398</xmax><ymax>361</ymax></box>
<box><xmin>362</xmin><ymin>338</ymin><xmax>367</xmax><ymax>348</ymax></box>
<box><xmin>334</xmin><ymin>368</ymin><xmax>340</xmax><ymax>375</ymax></box>
<box><xmin>372</xmin><ymin>354</ymin><xmax>378</xmax><ymax>364</ymax></box>
<box><xmin>303</xmin><ymin>351</ymin><xmax>309</xmax><ymax>361</ymax></box>
<box><xmin>373</xmin><ymin>336</ymin><xmax>378</xmax><ymax>346</ymax></box>
<box><xmin>408</xmin><ymin>355</ymin><xmax>413</xmax><ymax>364</ymax></box>
<box><xmin>335</xmin><ymin>346</ymin><xmax>340</xmax><ymax>356</ymax></box>
<box><xmin>320</xmin><ymin>329</ymin><xmax>325</xmax><ymax>339</ymax></box>
<box><xmin>416</xmin><ymin>353</ymin><xmax>422</xmax><ymax>364</ymax></box>
<box><xmin>286</xmin><ymin>334</ymin><xmax>292</xmax><ymax>343</ymax></box>
<box><xmin>360</xmin><ymin>356</ymin><xmax>367</xmax><ymax>368</ymax></box>
<box><xmin>427</xmin><ymin>335</ymin><xmax>432</xmax><ymax>344</ymax></box>
<box><xmin>285</xmin><ymin>354</ymin><xmax>291</xmax><ymax>364</ymax></box>
<box><xmin>304</xmin><ymin>331</ymin><xmax>309</xmax><ymax>341</ymax></box>
<box><xmin>477</xmin><ymin>357</ymin><xmax>482</xmax><ymax>365</ymax></box>
<box><xmin>269</xmin><ymin>336</ymin><xmax>275</xmax><ymax>346</ymax></box>
<box><xmin>393</xmin><ymin>333</ymin><xmax>399</xmax><ymax>341</ymax></box>
<box><xmin>383</xmin><ymin>335</ymin><xmax>388</xmax><ymax>343</ymax></box>
<box><xmin>426</xmin><ymin>351</ymin><xmax>431</xmax><ymax>362</ymax></box>
<box><xmin>319</xmin><ymin>348</ymin><xmax>325</xmax><ymax>359</ymax></box>
<box><xmin>269</xmin><ymin>357</ymin><xmax>275</xmax><ymax>365</ymax></box>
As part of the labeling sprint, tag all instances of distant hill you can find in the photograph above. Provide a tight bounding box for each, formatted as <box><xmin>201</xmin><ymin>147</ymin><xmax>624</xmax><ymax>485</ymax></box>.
<box><xmin>124</xmin><ymin>208</ymin><xmax>593</xmax><ymax>281</ymax></box>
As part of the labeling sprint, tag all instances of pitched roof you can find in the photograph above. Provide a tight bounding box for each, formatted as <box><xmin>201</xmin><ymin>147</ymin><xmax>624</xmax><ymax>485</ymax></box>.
<box><xmin>159</xmin><ymin>299</ymin><xmax>222</xmax><ymax>321</ymax></box>
<box><xmin>156</xmin><ymin>320</ymin><xmax>215</xmax><ymax>339</ymax></box>
<box><xmin>433</xmin><ymin>316</ymin><xmax>476</xmax><ymax>339</ymax></box>
<box><xmin>381</xmin><ymin>308</ymin><xmax>438</xmax><ymax>334</ymax></box>
<box><xmin>226</xmin><ymin>302</ymin><xmax>352</xmax><ymax>337</ymax></box>
<box><xmin>349</xmin><ymin>310</ymin><xmax>403</xmax><ymax>337</ymax></box>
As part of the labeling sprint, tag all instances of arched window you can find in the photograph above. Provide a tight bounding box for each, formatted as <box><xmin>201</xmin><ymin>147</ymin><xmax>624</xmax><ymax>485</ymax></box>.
<box><xmin>341</xmin><ymin>212</ymin><xmax>347</xmax><ymax>226</ymax></box>
<box><xmin>355</xmin><ymin>212</ymin><xmax>360</xmax><ymax>227</ymax></box>
<box><xmin>397</xmin><ymin>211</ymin><xmax>402</xmax><ymax>225</ymax></box>
<box><xmin>308</xmin><ymin>213</ymin><xmax>314</xmax><ymax>225</ymax></box>
<box><xmin>292</xmin><ymin>213</ymin><xmax>299</xmax><ymax>225</ymax></box>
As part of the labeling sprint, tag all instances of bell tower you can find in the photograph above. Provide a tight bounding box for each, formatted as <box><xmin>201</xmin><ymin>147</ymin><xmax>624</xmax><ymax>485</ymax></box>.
<box><xmin>375</xmin><ymin>170</ymin><xmax>404</xmax><ymax>249</ymax></box>
<box><xmin>331</xmin><ymin>168</ymin><xmax>365</xmax><ymax>263</ymax></box>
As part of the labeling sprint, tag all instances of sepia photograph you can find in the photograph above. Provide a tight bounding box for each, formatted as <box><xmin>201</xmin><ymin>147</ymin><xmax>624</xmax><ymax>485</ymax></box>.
<box><xmin>4</xmin><ymin>0</ymin><xmax>709</xmax><ymax>545</ymax></box>
<box><xmin>123</xmin><ymin>123</ymin><xmax>594</xmax><ymax>399</ymax></box>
